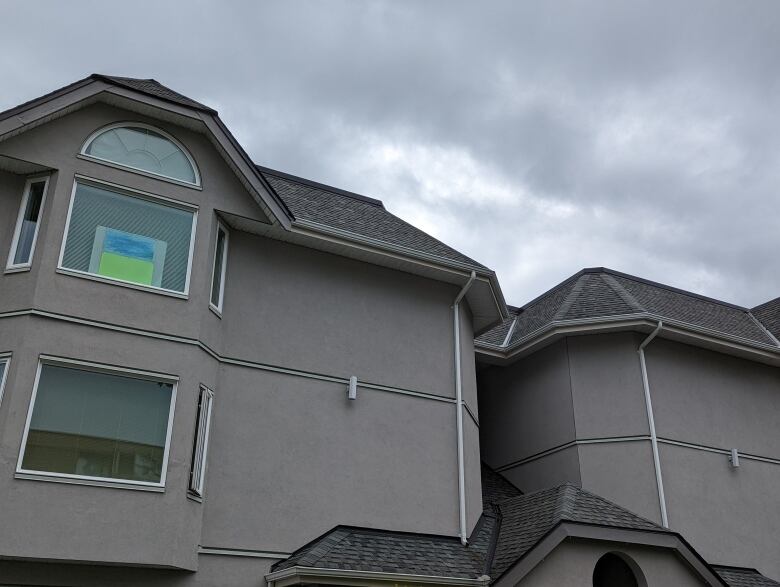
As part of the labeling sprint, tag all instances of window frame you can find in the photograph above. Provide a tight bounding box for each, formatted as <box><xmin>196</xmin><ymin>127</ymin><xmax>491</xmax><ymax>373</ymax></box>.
<box><xmin>0</xmin><ymin>353</ymin><xmax>10</xmax><ymax>409</ymax></box>
<box><xmin>56</xmin><ymin>175</ymin><xmax>198</xmax><ymax>299</ymax></box>
<box><xmin>16</xmin><ymin>355</ymin><xmax>178</xmax><ymax>491</ymax></box>
<box><xmin>80</xmin><ymin>122</ymin><xmax>201</xmax><ymax>188</ymax></box>
<box><xmin>209</xmin><ymin>220</ymin><xmax>230</xmax><ymax>315</ymax></box>
<box><xmin>188</xmin><ymin>384</ymin><xmax>214</xmax><ymax>498</ymax></box>
<box><xmin>6</xmin><ymin>175</ymin><xmax>50</xmax><ymax>273</ymax></box>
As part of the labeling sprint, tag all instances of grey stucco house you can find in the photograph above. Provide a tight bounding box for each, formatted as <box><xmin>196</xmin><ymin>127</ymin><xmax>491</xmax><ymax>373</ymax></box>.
<box><xmin>0</xmin><ymin>75</ymin><xmax>778</xmax><ymax>586</ymax></box>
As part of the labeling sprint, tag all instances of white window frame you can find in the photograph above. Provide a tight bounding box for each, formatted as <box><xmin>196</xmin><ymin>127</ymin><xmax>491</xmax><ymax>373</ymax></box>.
<box><xmin>0</xmin><ymin>353</ymin><xmax>11</xmax><ymax>409</ymax></box>
<box><xmin>6</xmin><ymin>176</ymin><xmax>50</xmax><ymax>273</ymax></box>
<box><xmin>209</xmin><ymin>220</ymin><xmax>230</xmax><ymax>316</ymax></box>
<box><xmin>79</xmin><ymin>122</ymin><xmax>201</xmax><ymax>188</ymax></box>
<box><xmin>16</xmin><ymin>355</ymin><xmax>178</xmax><ymax>491</ymax></box>
<box><xmin>188</xmin><ymin>384</ymin><xmax>214</xmax><ymax>497</ymax></box>
<box><xmin>57</xmin><ymin>175</ymin><xmax>198</xmax><ymax>299</ymax></box>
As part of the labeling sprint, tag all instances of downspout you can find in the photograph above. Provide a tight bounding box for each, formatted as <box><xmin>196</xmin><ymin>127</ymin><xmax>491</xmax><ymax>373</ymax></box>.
<box><xmin>453</xmin><ymin>270</ymin><xmax>476</xmax><ymax>545</ymax></box>
<box><xmin>638</xmin><ymin>320</ymin><xmax>669</xmax><ymax>528</ymax></box>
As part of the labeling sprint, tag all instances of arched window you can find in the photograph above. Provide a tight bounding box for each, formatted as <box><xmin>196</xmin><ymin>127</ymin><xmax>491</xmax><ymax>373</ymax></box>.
<box><xmin>593</xmin><ymin>553</ymin><xmax>644</xmax><ymax>587</ymax></box>
<box><xmin>82</xmin><ymin>123</ymin><xmax>200</xmax><ymax>186</ymax></box>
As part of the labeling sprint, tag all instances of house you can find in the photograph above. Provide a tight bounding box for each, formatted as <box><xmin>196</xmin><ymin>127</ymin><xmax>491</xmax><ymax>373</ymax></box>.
<box><xmin>0</xmin><ymin>75</ymin><xmax>777</xmax><ymax>586</ymax></box>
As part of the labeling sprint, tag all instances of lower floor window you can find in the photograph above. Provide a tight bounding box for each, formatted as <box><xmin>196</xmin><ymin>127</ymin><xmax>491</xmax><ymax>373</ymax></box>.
<box><xmin>18</xmin><ymin>360</ymin><xmax>176</xmax><ymax>485</ymax></box>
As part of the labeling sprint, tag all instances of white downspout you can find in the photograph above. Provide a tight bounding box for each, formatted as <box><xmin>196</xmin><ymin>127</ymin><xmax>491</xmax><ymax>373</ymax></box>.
<box><xmin>638</xmin><ymin>320</ymin><xmax>669</xmax><ymax>528</ymax></box>
<box><xmin>453</xmin><ymin>270</ymin><xmax>476</xmax><ymax>545</ymax></box>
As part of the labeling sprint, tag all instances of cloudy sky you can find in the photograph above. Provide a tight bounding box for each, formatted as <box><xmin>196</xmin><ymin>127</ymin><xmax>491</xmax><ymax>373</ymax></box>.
<box><xmin>3</xmin><ymin>1</ymin><xmax>780</xmax><ymax>307</ymax></box>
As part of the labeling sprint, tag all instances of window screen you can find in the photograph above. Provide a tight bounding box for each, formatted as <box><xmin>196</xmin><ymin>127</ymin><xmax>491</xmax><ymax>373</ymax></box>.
<box><xmin>8</xmin><ymin>179</ymin><xmax>47</xmax><ymax>268</ymax></box>
<box><xmin>189</xmin><ymin>385</ymin><xmax>214</xmax><ymax>496</ymax></box>
<box><xmin>210</xmin><ymin>225</ymin><xmax>228</xmax><ymax>309</ymax></box>
<box><xmin>61</xmin><ymin>182</ymin><xmax>195</xmax><ymax>293</ymax></box>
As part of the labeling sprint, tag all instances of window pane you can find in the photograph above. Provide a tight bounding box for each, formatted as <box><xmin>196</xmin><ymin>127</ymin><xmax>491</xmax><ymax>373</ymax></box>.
<box><xmin>210</xmin><ymin>227</ymin><xmax>227</xmax><ymax>307</ymax></box>
<box><xmin>85</xmin><ymin>126</ymin><xmax>197</xmax><ymax>185</ymax></box>
<box><xmin>12</xmin><ymin>181</ymin><xmax>46</xmax><ymax>265</ymax></box>
<box><xmin>61</xmin><ymin>183</ymin><xmax>194</xmax><ymax>292</ymax></box>
<box><xmin>21</xmin><ymin>364</ymin><xmax>173</xmax><ymax>483</ymax></box>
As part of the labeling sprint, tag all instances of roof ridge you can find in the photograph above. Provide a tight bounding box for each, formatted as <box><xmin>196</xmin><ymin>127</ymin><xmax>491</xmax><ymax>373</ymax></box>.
<box><xmin>601</xmin><ymin>272</ymin><xmax>644</xmax><ymax>312</ymax></box>
<box><xmin>296</xmin><ymin>527</ymin><xmax>353</xmax><ymax>567</ymax></box>
<box><xmin>551</xmin><ymin>274</ymin><xmax>587</xmax><ymax>321</ymax></box>
<box><xmin>592</xmin><ymin>267</ymin><xmax>749</xmax><ymax>312</ymax></box>
<box><xmin>554</xmin><ymin>483</ymin><xmax>579</xmax><ymax>521</ymax></box>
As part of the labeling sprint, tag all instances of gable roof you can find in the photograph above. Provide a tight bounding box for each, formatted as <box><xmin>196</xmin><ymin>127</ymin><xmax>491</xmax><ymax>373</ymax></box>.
<box><xmin>90</xmin><ymin>74</ymin><xmax>216</xmax><ymax>113</ymax></box>
<box><xmin>714</xmin><ymin>566</ymin><xmax>780</xmax><ymax>587</ymax></box>
<box><xmin>488</xmin><ymin>483</ymin><xmax>663</xmax><ymax>580</ymax></box>
<box><xmin>476</xmin><ymin>267</ymin><xmax>780</xmax><ymax>363</ymax></box>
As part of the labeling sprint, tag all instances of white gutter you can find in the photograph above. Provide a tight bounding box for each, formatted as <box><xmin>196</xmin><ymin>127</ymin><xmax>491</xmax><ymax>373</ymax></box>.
<box><xmin>265</xmin><ymin>565</ymin><xmax>490</xmax><ymax>587</ymax></box>
<box><xmin>638</xmin><ymin>320</ymin><xmax>669</xmax><ymax>527</ymax></box>
<box><xmin>453</xmin><ymin>270</ymin><xmax>476</xmax><ymax>545</ymax></box>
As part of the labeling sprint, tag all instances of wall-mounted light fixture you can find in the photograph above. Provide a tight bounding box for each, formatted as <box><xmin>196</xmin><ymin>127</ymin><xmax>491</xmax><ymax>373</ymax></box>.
<box><xmin>348</xmin><ymin>375</ymin><xmax>358</xmax><ymax>400</ymax></box>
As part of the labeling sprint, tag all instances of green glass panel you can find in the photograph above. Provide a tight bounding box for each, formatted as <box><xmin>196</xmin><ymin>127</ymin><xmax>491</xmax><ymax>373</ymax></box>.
<box><xmin>98</xmin><ymin>252</ymin><xmax>154</xmax><ymax>285</ymax></box>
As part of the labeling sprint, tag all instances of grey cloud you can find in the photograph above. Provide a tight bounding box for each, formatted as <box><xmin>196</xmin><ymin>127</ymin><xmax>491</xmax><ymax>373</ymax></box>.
<box><xmin>2</xmin><ymin>1</ymin><xmax>780</xmax><ymax>306</ymax></box>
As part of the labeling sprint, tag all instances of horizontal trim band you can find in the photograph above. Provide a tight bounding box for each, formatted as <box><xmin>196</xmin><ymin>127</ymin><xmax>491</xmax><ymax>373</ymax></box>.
<box><xmin>0</xmin><ymin>309</ymin><xmax>456</xmax><ymax>406</ymax></box>
<box><xmin>495</xmin><ymin>435</ymin><xmax>780</xmax><ymax>471</ymax></box>
<box><xmin>266</xmin><ymin>564</ymin><xmax>489</xmax><ymax>586</ymax></box>
<box><xmin>199</xmin><ymin>546</ymin><xmax>290</xmax><ymax>560</ymax></box>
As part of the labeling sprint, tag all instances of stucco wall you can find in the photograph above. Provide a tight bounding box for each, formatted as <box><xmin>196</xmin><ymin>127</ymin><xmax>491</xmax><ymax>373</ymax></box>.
<box><xmin>478</xmin><ymin>340</ymin><xmax>575</xmax><ymax>473</ymax></box>
<box><xmin>0</xmin><ymin>101</ymin><xmax>483</xmax><ymax>569</ymax></box>
<box><xmin>517</xmin><ymin>538</ymin><xmax>707</xmax><ymax>587</ymax></box>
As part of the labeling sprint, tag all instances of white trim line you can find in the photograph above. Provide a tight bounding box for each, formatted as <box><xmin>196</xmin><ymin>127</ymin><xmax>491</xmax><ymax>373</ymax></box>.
<box><xmin>199</xmin><ymin>547</ymin><xmax>290</xmax><ymax>559</ymax></box>
<box><xmin>15</xmin><ymin>355</ymin><xmax>178</xmax><ymax>490</ymax></box>
<box><xmin>6</xmin><ymin>175</ymin><xmax>50</xmax><ymax>271</ymax></box>
<box><xmin>56</xmin><ymin>175</ymin><xmax>198</xmax><ymax>298</ymax></box>
<box><xmin>0</xmin><ymin>309</ymin><xmax>457</xmax><ymax>405</ymax></box>
<box><xmin>265</xmin><ymin>565</ymin><xmax>489</xmax><ymax>586</ymax></box>
<box><xmin>638</xmin><ymin>321</ymin><xmax>668</xmax><ymax>528</ymax></box>
<box><xmin>80</xmin><ymin>121</ymin><xmax>201</xmax><ymax>187</ymax></box>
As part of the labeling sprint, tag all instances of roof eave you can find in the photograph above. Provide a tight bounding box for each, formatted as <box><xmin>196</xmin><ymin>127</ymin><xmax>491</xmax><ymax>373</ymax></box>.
<box><xmin>265</xmin><ymin>566</ymin><xmax>490</xmax><ymax>587</ymax></box>
<box><xmin>475</xmin><ymin>314</ymin><xmax>780</xmax><ymax>367</ymax></box>
<box><xmin>290</xmin><ymin>218</ymin><xmax>508</xmax><ymax>331</ymax></box>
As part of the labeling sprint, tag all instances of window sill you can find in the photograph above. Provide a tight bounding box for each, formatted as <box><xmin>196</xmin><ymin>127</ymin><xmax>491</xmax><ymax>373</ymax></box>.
<box><xmin>4</xmin><ymin>265</ymin><xmax>31</xmax><ymax>274</ymax></box>
<box><xmin>55</xmin><ymin>267</ymin><xmax>189</xmax><ymax>299</ymax></box>
<box><xmin>15</xmin><ymin>471</ymin><xmax>165</xmax><ymax>492</ymax></box>
<box><xmin>208</xmin><ymin>304</ymin><xmax>223</xmax><ymax>319</ymax></box>
<box><xmin>187</xmin><ymin>491</ymin><xmax>204</xmax><ymax>503</ymax></box>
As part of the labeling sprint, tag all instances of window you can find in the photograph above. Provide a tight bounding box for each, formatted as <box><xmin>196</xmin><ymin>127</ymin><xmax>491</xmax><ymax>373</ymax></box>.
<box><xmin>59</xmin><ymin>179</ymin><xmax>197</xmax><ymax>294</ymax></box>
<box><xmin>189</xmin><ymin>385</ymin><xmax>214</xmax><ymax>497</ymax></box>
<box><xmin>82</xmin><ymin>123</ymin><xmax>200</xmax><ymax>186</ymax></box>
<box><xmin>593</xmin><ymin>553</ymin><xmax>643</xmax><ymax>587</ymax></box>
<box><xmin>7</xmin><ymin>177</ymin><xmax>49</xmax><ymax>271</ymax></box>
<box><xmin>209</xmin><ymin>222</ymin><xmax>229</xmax><ymax>313</ymax></box>
<box><xmin>0</xmin><ymin>357</ymin><xmax>9</xmax><ymax>407</ymax></box>
<box><xmin>18</xmin><ymin>359</ymin><xmax>177</xmax><ymax>487</ymax></box>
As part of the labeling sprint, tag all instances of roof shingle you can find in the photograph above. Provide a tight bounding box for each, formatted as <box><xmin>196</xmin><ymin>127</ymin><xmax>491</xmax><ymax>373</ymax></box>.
<box><xmin>476</xmin><ymin>268</ymin><xmax>777</xmax><ymax>349</ymax></box>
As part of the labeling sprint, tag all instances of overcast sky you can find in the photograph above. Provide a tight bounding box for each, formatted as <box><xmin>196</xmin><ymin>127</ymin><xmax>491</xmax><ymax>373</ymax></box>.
<box><xmin>3</xmin><ymin>1</ymin><xmax>780</xmax><ymax>307</ymax></box>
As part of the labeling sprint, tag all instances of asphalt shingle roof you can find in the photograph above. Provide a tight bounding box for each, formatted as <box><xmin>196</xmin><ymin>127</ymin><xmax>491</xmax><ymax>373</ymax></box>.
<box><xmin>258</xmin><ymin>167</ymin><xmax>488</xmax><ymax>271</ymax></box>
<box><xmin>272</xmin><ymin>469</ymin><xmax>675</xmax><ymax>584</ymax></box>
<box><xmin>489</xmin><ymin>483</ymin><xmax>664</xmax><ymax>580</ymax></box>
<box><xmin>91</xmin><ymin>74</ymin><xmax>216</xmax><ymax>113</ymax></box>
<box><xmin>476</xmin><ymin>268</ymin><xmax>777</xmax><ymax>349</ymax></box>
<box><xmin>714</xmin><ymin>566</ymin><xmax>780</xmax><ymax>587</ymax></box>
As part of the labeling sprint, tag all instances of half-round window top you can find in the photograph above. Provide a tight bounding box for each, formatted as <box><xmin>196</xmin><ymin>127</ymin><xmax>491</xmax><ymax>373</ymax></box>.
<box><xmin>593</xmin><ymin>553</ymin><xmax>644</xmax><ymax>587</ymax></box>
<box><xmin>82</xmin><ymin>124</ymin><xmax>200</xmax><ymax>186</ymax></box>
